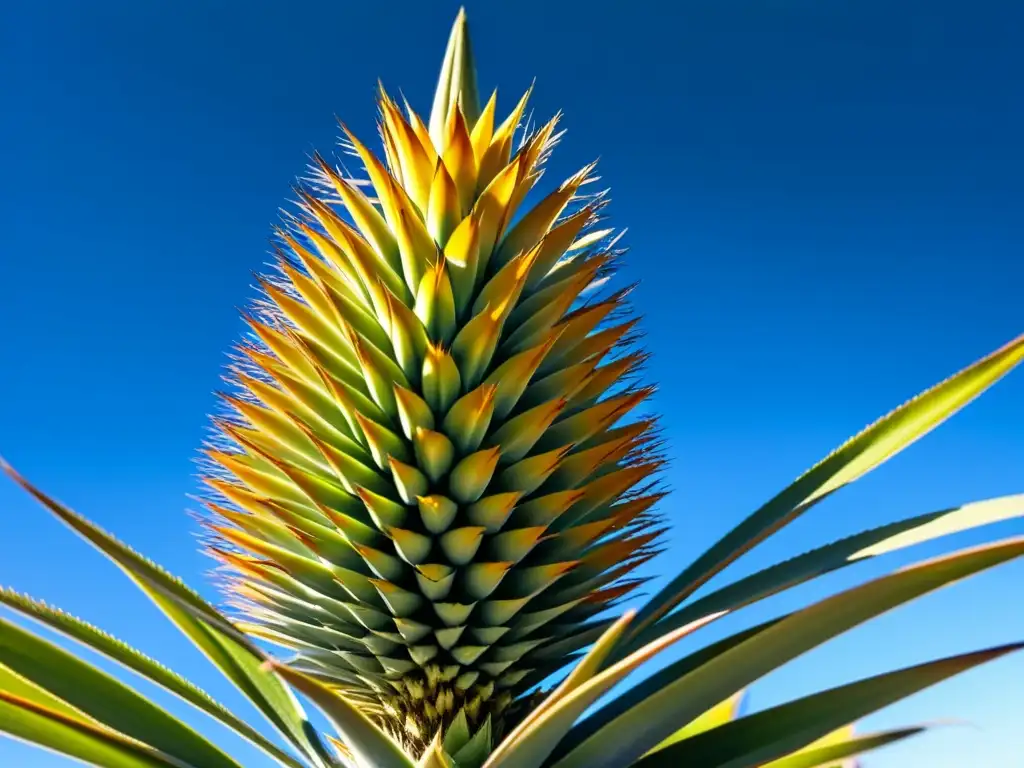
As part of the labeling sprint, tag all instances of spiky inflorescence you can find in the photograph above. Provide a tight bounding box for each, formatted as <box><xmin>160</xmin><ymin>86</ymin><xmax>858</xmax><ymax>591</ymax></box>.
<box><xmin>199</xmin><ymin>11</ymin><xmax>664</xmax><ymax>755</ymax></box>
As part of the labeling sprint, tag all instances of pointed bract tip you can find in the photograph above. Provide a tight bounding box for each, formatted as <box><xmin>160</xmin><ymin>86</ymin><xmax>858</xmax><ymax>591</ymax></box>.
<box><xmin>429</xmin><ymin>8</ymin><xmax>481</xmax><ymax>147</ymax></box>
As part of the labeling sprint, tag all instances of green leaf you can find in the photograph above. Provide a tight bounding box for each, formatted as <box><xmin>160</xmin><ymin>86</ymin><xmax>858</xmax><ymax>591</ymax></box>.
<box><xmin>548</xmin><ymin>611</ymin><xmax>635</xmax><ymax>699</ymax></box>
<box><xmin>633</xmin><ymin>642</ymin><xmax>1016</xmax><ymax>768</ymax></box>
<box><xmin>1</xmin><ymin>461</ymin><xmax>332</xmax><ymax>768</ymax></box>
<box><xmin>628</xmin><ymin>334</ymin><xmax>1024</xmax><ymax>641</ymax></box>
<box><xmin>443</xmin><ymin>709</ymin><xmax>472</xmax><ymax>755</ymax></box>
<box><xmin>0</xmin><ymin>587</ymin><xmax>304</xmax><ymax>768</ymax></box>
<box><xmin>0</xmin><ymin>689</ymin><xmax>189</xmax><ymax>768</ymax></box>
<box><xmin>767</xmin><ymin>724</ymin><xmax>858</xmax><ymax>768</ymax></box>
<box><xmin>549</xmin><ymin>619</ymin><xmax>784</xmax><ymax>761</ymax></box>
<box><xmin>0</xmin><ymin>662</ymin><xmax>87</xmax><ymax>721</ymax></box>
<box><xmin>643</xmin><ymin>726</ymin><xmax>924</xmax><ymax>768</ymax></box>
<box><xmin>482</xmin><ymin>611</ymin><xmax>724</xmax><ymax>768</ymax></box>
<box><xmin>643</xmin><ymin>691</ymin><xmax>747</xmax><ymax>755</ymax></box>
<box><xmin>550</xmin><ymin>536</ymin><xmax>1024</xmax><ymax>767</ymax></box>
<box><xmin>270</xmin><ymin>661</ymin><xmax>415</xmax><ymax>768</ymax></box>
<box><xmin>452</xmin><ymin>715</ymin><xmax>492</xmax><ymax>768</ymax></box>
<box><xmin>761</xmin><ymin>726</ymin><xmax>922</xmax><ymax>768</ymax></box>
<box><xmin>0</xmin><ymin>616</ymin><xmax>241</xmax><ymax>768</ymax></box>
<box><xmin>625</xmin><ymin>493</ymin><xmax>1024</xmax><ymax>654</ymax></box>
<box><xmin>497</xmin><ymin>611</ymin><xmax>636</xmax><ymax>754</ymax></box>
<box><xmin>144</xmin><ymin>599</ymin><xmax>332</xmax><ymax>767</ymax></box>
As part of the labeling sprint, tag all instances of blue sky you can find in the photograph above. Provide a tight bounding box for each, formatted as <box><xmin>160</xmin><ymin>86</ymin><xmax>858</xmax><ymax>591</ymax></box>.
<box><xmin>1</xmin><ymin>1</ymin><xmax>1023</xmax><ymax>766</ymax></box>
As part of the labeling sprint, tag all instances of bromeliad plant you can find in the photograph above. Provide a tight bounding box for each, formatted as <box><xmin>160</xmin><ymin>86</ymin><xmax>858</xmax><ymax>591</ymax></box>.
<box><xmin>2</xmin><ymin>10</ymin><xmax>1023</xmax><ymax>768</ymax></box>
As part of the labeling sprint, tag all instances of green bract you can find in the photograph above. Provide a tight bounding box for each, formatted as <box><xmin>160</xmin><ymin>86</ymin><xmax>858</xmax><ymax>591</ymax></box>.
<box><xmin>2</xmin><ymin>10</ymin><xmax>1022</xmax><ymax>768</ymax></box>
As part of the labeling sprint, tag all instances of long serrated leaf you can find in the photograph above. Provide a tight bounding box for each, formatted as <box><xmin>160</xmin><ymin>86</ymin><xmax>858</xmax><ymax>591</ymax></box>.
<box><xmin>0</xmin><ymin>689</ymin><xmax>189</xmax><ymax>768</ymax></box>
<box><xmin>1</xmin><ymin>461</ymin><xmax>332</xmax><ymax>768</ymax></box>
<box><xmin>624</xmin><ymin>493</ymin><xmax>1024</xmax><ymax>654</ymax></box>
<box><xmin>548</xmin><ymin>619</ymin><xmax>783</xmax><ymax>762</ymax></box>
<box><xmin>551</xmin><ymin>536</ymin><xmax>1024</xmax><ymax>767</ymax></box>
<box><xmin>482</xmin><ymin>612</ymin><xmax>724</xmax><ymax>768</ymax></box>
<box><xmin>0</xmin><ymin>616</ymin><xmax>241</xmax><ymax>768</ymax></box>
<box><xmin>270</xmin><ymin>662</ymin><xmax>414</xmax><ymax>768</ymax></box>
<box><xmin>0</xmin><ymin>587</ymin><xmax>303</xmax><ymax>768</ymax></box>
<box><xmin>760</xmin><ymin>727</ymin><xmax>923</xmax><ymax>768</ymax></box>
<box><xmin>633</xmin><ymin>643</ymin><xmax>1015</xmax><ymax>768</ymax></box>
<box><xmin>629</xmin><ymin>334</ymin><xmax>1024</xmax><ymax>640</ymax></box>
<box><xmin>150</xmin><ymin>600</ymin><xmax>332</xmax><ymax>767</ymax></box>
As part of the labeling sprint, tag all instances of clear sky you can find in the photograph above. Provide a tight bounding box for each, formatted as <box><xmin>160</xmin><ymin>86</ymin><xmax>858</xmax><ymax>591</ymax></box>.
<box><xmin>1</xmin><ymin>1</ymin><xmax>1022</xmax><ymax>766</ymax></box>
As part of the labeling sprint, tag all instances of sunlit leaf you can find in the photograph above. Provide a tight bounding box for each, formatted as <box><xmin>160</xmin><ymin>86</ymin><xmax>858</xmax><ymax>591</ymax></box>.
<box><xmin>0</xmin><ymin>690</ymin><xmax>188</xmax><ymax>768</ymax></box>
<box><xmin>0</xmin><ymin>587</ymin><xmax>303</xmax><ymax>768</ymax></box>
<box><xmin>1</xmin><ymin>461</ymin><xmax>332</xmax><ymax>768</ymax></box>
<box><xmin>0</xmin><ymin>617</ymin><xmax>241</xmax><ymax>768</ymax></box>
<box><xmin>629</xmin><ymin>335</ymin><xmax>1024</xmax><ymax>642</ymax></box>
<box><xmin>625</xmin><ymin>494</ymin><xmax>1024</xmax><ymax>653</ymax></box>
<box><xmin>552</xmin><ymin>536</ymin><xmax>1024</xmax><ymax>766</ymax></box>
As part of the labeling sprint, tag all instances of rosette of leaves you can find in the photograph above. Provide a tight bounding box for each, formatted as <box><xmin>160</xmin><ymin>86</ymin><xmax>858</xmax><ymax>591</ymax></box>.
<box><xmin>1</xmin><ymin>10</ymin><xmax>1023</xmax><ymax>768</ymax></box>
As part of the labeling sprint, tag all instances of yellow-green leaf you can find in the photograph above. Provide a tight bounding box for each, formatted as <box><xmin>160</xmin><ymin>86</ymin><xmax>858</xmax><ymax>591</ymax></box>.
<box><xmin>552</xmin><ymin>536</ymin><xmax>1024</xmax><ymax>767</ymax></box>
<box><xmin>550</xmin><ymin>619</ymin><xmax>783</xmax><ymax>761</ymax></box>
<box><xmin>270</xmin><ymin>662</ymin><xmax>414</xmax><ymax>768</ymax></box>
<box><xmin>629</xmin><ymin>334</ymin><xmax>1024</xmax><ymax>641</ymax></box>
<box><xmin>635</xmin><ymin>641</ymin><xmax>1003</xmax><ymax>768</ymax></box>
<box><xmin>1</xmin><ymin>461</ymin><xmax>332</xmax><ymax>768</ymax></box>
<box><xmin>482</xmin><ymin>611</ymin><xmax>724</xmax><ymax>768</ymax></box>
<box><xmin>0</xmin><ymin>587</ymin><xmax>306</xmax><ymax>768</ymax></box>
<box><xmin>493</xmin><ymin>611</ymin><xmax>635</xmax><ymax>756</ymax></box>
<box><xmin>416</xmin><ymin>731</ymin><xmax>455</xmax><ymax>767</ymax></box>
<box><xmin>0</xmin><ymin>663</ymin><xmax>86</xmax><ymax>722</ymax></box>
<box><xmin>0</xmin><ymin>617</ymin><xmax>240</xmax><ymax>768</ymax></box>
<box><xmin>643</xmin><ymin>691</ymin><xmax>747</xmax><ymax>756</ymax></box>
<box><xmin>0</xmin><ymin>690</ymin><xmax>188</xmax><ymax>768</ymax></box>
<box><xmin>625</xmin><ymin>493</ymin><xmax>1024</xmax><ymax>654</ymax></box>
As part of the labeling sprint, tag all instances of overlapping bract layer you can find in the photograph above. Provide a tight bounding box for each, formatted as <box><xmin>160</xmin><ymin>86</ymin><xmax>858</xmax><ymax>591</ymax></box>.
<box><xmin>200</xmin><ymin>12</ymin><xmax>662</xmax><ymax>750</ymax></box>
